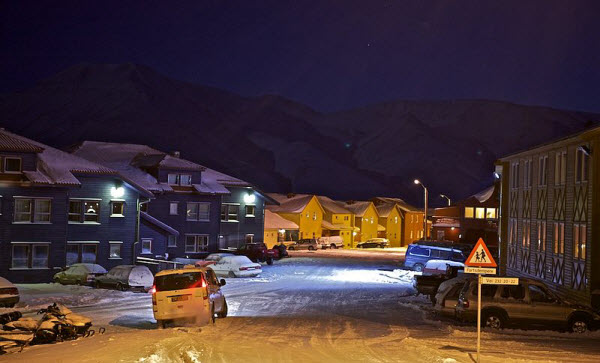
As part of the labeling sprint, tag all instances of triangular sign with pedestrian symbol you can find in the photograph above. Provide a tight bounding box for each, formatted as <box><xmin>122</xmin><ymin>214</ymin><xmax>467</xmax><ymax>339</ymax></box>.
<box><xmin>465</xmin><ymin>238</ymin><xmax>497</xmax><ymax>267</ymax></box>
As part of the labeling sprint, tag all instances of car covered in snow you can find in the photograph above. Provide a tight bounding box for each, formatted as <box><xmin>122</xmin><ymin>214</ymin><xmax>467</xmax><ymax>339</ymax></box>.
<box><xmin>422</xmin><ymin>260</ymin><xmax>464</xmax><ymax>276</ymax></box>
<box><xmin>432</xmin><ymin>275</ymin><xmax>473</xmax><ymax>317</ymax></box>
<box><xmin>456</xmin><ymin>277</ymin><xmax>600</xmax><ymax>333</ymax></box>
<box><xmin>317</xmin><ymin>236</ymin><xmax>343</xmax><ymax>249</ymax></box>
<box><xmin>151</xmin><ymin>266</ymin><xmax>227</xmax><ymax>328</ymax></box>
<box><xmin>205</xmin><ymin>254</ymin><xmax>262</xmax><ymax>278</ymax></box>
<box><xmin>404</xmin><ymin>243</ymin><xmax>465</xmax><ymax>272</ymax></box>
<box><xmin>287</xmin><ymin>238</ymin><xmax>318</xmax><ymax>251</ymax></box>
<box><xmin>0</xmin><ymin>277</ymin><xmax>19</xmax><ymax>308</ymax></box>
<box><xmin>94</xmin><ymin>265</ymin><xmax>154</xmax><ymax>291</ymax></box>
<box><xmin>53</xmin><ymin>263</ymin><xmax>107</xmax><ymax>286</ymax></box>
<box><xmin>356</xmin><ymin>238</ymin><xmax>389</xmax><ymax>249</ymax></box>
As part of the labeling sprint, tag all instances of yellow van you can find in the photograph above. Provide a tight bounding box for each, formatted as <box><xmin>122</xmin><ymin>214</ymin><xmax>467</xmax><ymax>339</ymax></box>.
<box><xmin>151</xmin><ymin>266</ymin><xmax>228</xmax><ymax>328</ymax></box>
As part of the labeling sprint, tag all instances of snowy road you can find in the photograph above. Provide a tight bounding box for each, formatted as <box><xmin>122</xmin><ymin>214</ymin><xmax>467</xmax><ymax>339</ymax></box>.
<box><xmin>3</xmin><ymin>256</ymin><xmax>600</xmax><ymax>362</ymax></box>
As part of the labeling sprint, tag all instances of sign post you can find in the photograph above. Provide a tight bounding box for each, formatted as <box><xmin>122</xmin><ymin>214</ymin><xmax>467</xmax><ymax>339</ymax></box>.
<box><xmin>464</xmin><ymin>238</ymin><xmax>498</xmax><ymax>363</ymax></box>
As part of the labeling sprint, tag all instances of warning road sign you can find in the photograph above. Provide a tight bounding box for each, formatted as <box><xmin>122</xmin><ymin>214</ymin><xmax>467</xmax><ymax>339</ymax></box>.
<box><xmin>464</xmin><ymin>238</ymin><xmax>497</xmax><ymax>267</ymax></box>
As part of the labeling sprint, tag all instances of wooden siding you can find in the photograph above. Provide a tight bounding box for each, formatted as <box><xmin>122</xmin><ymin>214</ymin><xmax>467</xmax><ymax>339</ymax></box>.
<box><xmin>219</xmin><ymin>187</ymin><xmax>266</xmax><ymax>248</ymax></box>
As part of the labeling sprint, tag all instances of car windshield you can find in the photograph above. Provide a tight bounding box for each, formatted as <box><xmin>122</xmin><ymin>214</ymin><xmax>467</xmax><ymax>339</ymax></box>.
<box><xmin>155</xmin><ymin>272</ymin><xmax>204</xmax><ymax>291</ymax></box>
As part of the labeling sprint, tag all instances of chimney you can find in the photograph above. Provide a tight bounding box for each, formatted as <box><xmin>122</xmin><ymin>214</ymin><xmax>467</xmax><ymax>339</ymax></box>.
<box><xmin>171</xmin><ymin>151</ymin><xmax>180</xmax><ymax>158</ymax></box>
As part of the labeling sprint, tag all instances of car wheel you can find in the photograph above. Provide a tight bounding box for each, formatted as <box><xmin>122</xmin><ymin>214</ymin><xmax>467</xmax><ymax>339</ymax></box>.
<box><xmin>228</xmin><ymin>271</ymin><xmax>236</xmax><ymax>278</ymax></box>
<box><xmin>266</xmin><ymin>257</ymin><xmax>273</xmax><ymax>265</ymax></box>
<box><xmin>308</xmin><ymin>246</ymin><xmax>315</xmax><ymax>251</ymax></box>
<box><xmin>288</xmin><ymin>246</ymin><xmax>294</xmax><ymax>251</ymax></box>
<box><xmin>483</xmin><ymin>311</ymin><xmax>504</xmax><ymax>330</ymax></box>
<box><xmin>379</xmin><ymin>244</ymin><xmax>385</xmax><ymax>249</ymax></box>
<box><xmin>218</xmin><ymin>299</ymin><xmax>228</xmax><ymax>318</ymax></box>
<box><xmin>116</xmin><ymin>283</ymin><xmax>126</xmax><ymax>291</ymax></box>
<box><xmin>331</xmin><ymin>244</ymin><xmax>337</xmax><ymax>249</ymax></box>
<box><xmin>157</xmin><ymin>320</ymin><xmax>165</xmax><ymax>329</ymax></box>
<box><xmin>570</xmin><ymin>316</ymin><xmax>590</xmax><ymax>333</ymax></box>
<box><xmin>53</xmin><ymin>277</ymin><xmax>60</xmax><ymax>284</ymax></box>
<box><xmin>413</xmin><ymin>263</ymin><xmax>424</xmax><ymax>273</ymax></box>
<box><xmin>95</xmin><ymin>281</ymin><xmax>102</xmax><ymax>289</ymax></box>
<box><xmin>210</xmin><ymin>303</ymin><xmax>216</xmax><ymax>324</ymax></box>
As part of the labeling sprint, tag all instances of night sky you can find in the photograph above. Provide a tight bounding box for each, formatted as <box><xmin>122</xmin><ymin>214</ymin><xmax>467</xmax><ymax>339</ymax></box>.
<box><xmin>2</xmin><ymin>0</ymin><xmax>599</xmax><ymax>113</ymax></box>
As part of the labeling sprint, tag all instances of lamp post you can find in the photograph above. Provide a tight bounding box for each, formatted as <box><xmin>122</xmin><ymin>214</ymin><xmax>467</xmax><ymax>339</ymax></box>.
<box><xmin>440</xmin><ymin>194</ymin><xmax>451</xmax><ymax>206</ymax></box>
<box><xmin>414</xmin><ymin>179</ymin><xmax>428</xmax><ymax>240</ymax></box>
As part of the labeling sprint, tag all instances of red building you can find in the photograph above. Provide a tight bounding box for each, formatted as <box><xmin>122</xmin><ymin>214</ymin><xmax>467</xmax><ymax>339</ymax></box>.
<box><xmin>432</xmin><ymin>185</ymin><xmax>499</xmax><ymax>246</ymax></box>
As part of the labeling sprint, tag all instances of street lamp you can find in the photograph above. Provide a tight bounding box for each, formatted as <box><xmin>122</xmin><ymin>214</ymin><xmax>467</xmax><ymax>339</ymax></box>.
<box><xmin>440</xmin><ymin>194</ymin><xmax>451</xmax><ymax>206</ymax></box>
<box><xmin>414</xmin><ymin>179</ymin><xmax>428</xmax><ymax>240</ymax></box>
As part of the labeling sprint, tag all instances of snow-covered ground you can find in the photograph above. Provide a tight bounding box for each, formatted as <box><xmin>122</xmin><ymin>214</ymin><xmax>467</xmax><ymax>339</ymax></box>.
<box><xmin>2</xmin><ymin>257</ymin><xmax>600</xmax><ymax>362</ymax></box>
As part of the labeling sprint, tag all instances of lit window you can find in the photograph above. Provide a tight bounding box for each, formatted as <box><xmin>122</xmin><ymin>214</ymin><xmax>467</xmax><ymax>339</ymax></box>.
<box><xmin>394</xmin><ymin>216</ymin><xmax>398</xmax><ymax>223</ymax></box>
<box><xmin>313</xmin><ymin>212</ymin><xmax>317</xmax><ymax>220</ymax></box>
<box><xmin>110</xmin><ymin>201</ymin><xmax>124</xmax><ymax>216</ymax></box>
<box><xmin>168</xmin><ymin>174</ymin><xmax>192</xmax><ymax>186</ymax></box>
<box><xmin>168</xmin><ymin>174</ymin><xmax>178</xmax><ymax>185</ymax></box>
<box><xmin>185</xmin><ymin>235</ymin><xmax>208</xmax><ymax>253</ymax></box>
<box><xmin>141</xmin><ymin>238</ymin><xmax>152</xmax><ymax>254</ymax></box>
<box><xmin>574</xmin><ymin>224</ymin><xmax>586</xmax><ymax>260</ymax></box>
<box><xmin>485</xmin><ymin>208</ymin><xmax>496</xmax><ymax>219</ymax></box>
<box><xmin>187</xmin><ymin>202</ymin><xmax>210</xmax><ymax>221</ymax></box>
<box><xmin>537</xmin><ymin>221</ymin><xmax>546</xmax><ymax>251</ymax></box>
<box><xmin>221</xmin><ymin>204</ymin><xmax>238</xmax><ymax>221</ymax></box>
<box><xmin>84</xmin><ymin>201</ymin><xmax>100</xmax><ymax>222</ymax></box>
<box><xmin>245</xmin><ymin>234</ymin><xmax>254</xmax><ymax>243</ymax></box>
<box><xmin>553</xmin><ymin>222</ymin><xmax>564</xmax><ymax>255</ymax></box>
<box><xmin>109</xmin><ymin>242</ymin><xmax>122</xmax><ymax>259</ymax></box>
<box><xmin>169</xmin><ymin>202</ymin><xmax>178</xmax><ymax>215</ymax></box>
<box><xmin>14</xmin><ymin>199</ymin><xmax>32</xmax><ymax>222</ymax></box>
<box><xmin>522</xmin><ymin>221</ymin><xmax>531</xmax><ymax>248</ymax></box>
<box><xmin>245</xmin><ymin>205</ymin><xmax>256</xmax><ymax>217</ymax></box>
<box><xmin>464</xmin><ymin>207</ymin><xmax>474</xmax><ymax>219</ymax></box>
<box><xmin>4</xmin><ymin>157</ymin><xmax>22</xmax><ymax>173</ymax></box>
<box><xmin>14</xmin><ymin>198</ymin><xmax>52</xmax><ymax>223</ymax></box>
<box><xmin>475</xmin><ymin>208</ymin><xmax>485</xmax><ymax>219</ymax></box>
<box><xmin>179</xmin><ymin>174</ymin><xmax>192</xmax><ymax>186</ymax></box>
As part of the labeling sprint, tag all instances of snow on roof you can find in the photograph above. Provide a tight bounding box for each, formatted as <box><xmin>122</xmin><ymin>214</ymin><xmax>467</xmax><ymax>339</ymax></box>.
<box><xmin>0</xmin><ymin>129</ymin><xmax>117</xmax><ymax>186</ymax></box>
<box><xmin>201</xmin><ymin>167</ymin><xmax>250</xmax><ymax>187</ymax></box>
<box><xmin>470</xmin><ymin>185</ymin><xmax>495</xmax><ymax>203</ymax></box>
<box><xmin>0</xmin><ymin>130</ymin><xmax>44</xmax><ymax>152</ymax></box>
<box><xmin>317</xmin><ymin>196</ymin><xmax>352</xmax><ymax>214</ymax></box>
<box><xmin>373</xmin><ymin>197</ymin><xmax>421</xmax><ymax>212</ymax></box>
<box><xmin>337</xmin><ymin>201</ymin><xmax>375</xmax><ymax>217</ymax></box>
<box><xmin>72</xmin><ymin>141</ymin><xmax>229</xmax><ymax>195</ymax></box>
<box><xmin>375</xmin><ymin>203</ymin><xmax>397</xmax><ymax>218</ymax></box>
<box><xmin>265</xmin><ymin>210</ymin><xmax>299</xmax><ymax>230</ymax></box>
<box><xmin>267</xmin><ymin>193</ymin><xmax>322</xmax><ymax>213</ymax></box>
<box><xmin>321</xmin><ymin>220</ymin><xmax>356</xmax><ymax>230</ymax></box>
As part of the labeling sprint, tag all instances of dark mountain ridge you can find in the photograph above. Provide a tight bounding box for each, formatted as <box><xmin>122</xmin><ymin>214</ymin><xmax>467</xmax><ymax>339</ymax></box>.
<box><xmin>2</xmin><ymin>63</ymin><xmax>598</xmax><ymax>206</ymax></box>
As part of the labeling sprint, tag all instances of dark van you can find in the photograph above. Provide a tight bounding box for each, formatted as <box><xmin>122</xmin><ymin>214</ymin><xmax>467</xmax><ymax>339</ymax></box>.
<box><xmin>404</xmin><ymin>244</ymin><xmax>465</xmax><ymax>272</ymax></box>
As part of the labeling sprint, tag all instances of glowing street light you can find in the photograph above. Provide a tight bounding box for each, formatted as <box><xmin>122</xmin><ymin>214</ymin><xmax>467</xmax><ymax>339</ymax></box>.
<box><xmin>440</xmin><ymin>194</ymin><xmax>451</xmax><ymax>206</ymax></box>
<box><xmin>414</xmin><ymin>179</ymin><xmax>428</xmax><ymax>240</ymax></box>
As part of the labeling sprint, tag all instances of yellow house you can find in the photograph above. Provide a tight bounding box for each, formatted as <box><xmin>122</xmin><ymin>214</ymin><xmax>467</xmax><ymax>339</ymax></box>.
<box><xmin>317</xmin><ymin>196</ymin><xmax>357</xmax><ymax>248</ymax></box>
<box><xmin>338</xmin><ymin>201</ymin><xmax>379</xmax><ymax>246</ymax></box>
<box><xmin>264</xmin><ymin>210</ymin><xmax>299</xmax><ymax>249</ymax></box>
<box><xmin>372</xmin><ymin>197</ymin><xmax>426</xmax><ymax>247</ymax></box>
<box><xmin>375</xmin><ymin>203</ymin><xmax>403</xmax><ymax>247</ymax></box>
<box><xmin>266</xmin><ymin>194</ymin><xmax>324</xmax><ymax>240</ymax></box>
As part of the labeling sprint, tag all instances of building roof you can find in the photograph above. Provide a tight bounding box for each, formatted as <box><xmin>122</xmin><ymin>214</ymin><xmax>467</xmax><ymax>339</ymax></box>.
<box><xmin>72</xmin><ymin>141</ymin><xmax>230</xmax><ymax>195</ymax></box>
<box><xmin>338</xmin><ymin>200</ymin><xmax>377</xmax><ymax>217</ymax></box>
<box><xmin>375</xmin><ymin>203</ymin><xmax>399</xmax><ymax>218</ymax></box>
<box><xmin>317</xmin><ymin>196</ymin><xmax>352</xmax><ymax>214</ymax></box>
<box><xmin>267</xmin><ymin>193</ymin><xmax>324</xmax><ymax>214</ymax></box>
<box><xmin>321</xmin><ymin>220</ymin><xmax>357</xmax><ymax>231</ymax></box>
<box><xmin>140</xmin><ymin>212</ymin><xmax>179</xmax><ymax>236</ymax></box>
<box><xmin>372</xmin><ymin>197</ymin><xmax>421</xmax><ymax>212</ymax></box>
<box><xmin>0</xmin><ymin>129</ymin><xmax>119</xmax><ymax>186</ymax></box>
<box><xmin>471</xmin><ymin>185</ymin><xmax>495</xmax><ymax>203</ymax></box>
<box><xmin>264</xmin><ymin>210</ymin><xmax>299</xmax><ymax>230</ymax></box>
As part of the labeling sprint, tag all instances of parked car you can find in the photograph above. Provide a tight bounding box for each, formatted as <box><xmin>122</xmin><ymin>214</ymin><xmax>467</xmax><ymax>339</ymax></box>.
<box><xmin>152</xmin><ymin>266</ymin><xmax>227</xmax><ymax>328</ymax></box>
<box><xmin>94</xmin><ymin>265</ymin><xmax>154</xmax><ymax>291</ymax></box>
<box><xmin>317</xmin><ymin>236</ymin><xmax>343</xmax><ymax>249</ymax></box>
<box><xmin>456</xmin><ymin>277</ymin><xmax>600</xmax><ymax>333</ymax></box>
<box><xmin>287</xmin><ymin>239</ymin><xmax>318</xmax><ymax>251</ymax></box>
<box><xmin>234</xmin><ymin>243</ymin><xmax>275</xmax><ymax>264</ymax></box>
<box><xmin>404</xmin><ymin>244</ymin><xmax>465</xmax><ymax>272</ymax></box>
<box><xmin>413</xmin><ymin>260</ymin><xmax>464</xmax><ymax>300</ymax></box>
<box><xmin>271</xmin><ymin>243</ymin><xmax>289</xmax><ymax>258</ymax></box>
<box><xmin>0</xmin><ymin>277</ymin><xmax>19</xmax><ymax>308</ymax></box>
<box><xmin>53</xmin><ymin>263</ymin><xmax>107</xmax><ymax>285</ymax></box>
<box><xmin>357</xmin><ymin>238</ymin><xmax>389</xmax><ymax>249</ymax></box>
<box><xmin>433</xmin><ymin>275</ymin><xmax>473</xmax><ymax>317</ymax></box>
<box><xmin>206</xmin><ymin>254</ymin><xmax>262</xmax><ymax>278</ymax></box>
<box><xmin>422</xmin><ymin>260</ymin><xmax>465</xmax><ymax>276</ymax></box>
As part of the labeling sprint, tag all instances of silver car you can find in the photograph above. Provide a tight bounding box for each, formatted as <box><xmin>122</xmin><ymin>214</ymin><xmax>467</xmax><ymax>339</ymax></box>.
<box><xmin>456</xmin><ymin>277</ymin><xmax>600</xmax><ymax>333</ymax></box>
<box><xmin>94</xmin><ymin>265</ymin><xmax>154</xmax><ymax>291</ymax></box>
<box><xmin>53</xmin><ymin>263</ymin><xmax>107</xmax><ymax>285</ymax></box>
<box><xmin>433</xmin><ymin>275</ymin><xmax>473</xmax><ymax>317</ymax></box>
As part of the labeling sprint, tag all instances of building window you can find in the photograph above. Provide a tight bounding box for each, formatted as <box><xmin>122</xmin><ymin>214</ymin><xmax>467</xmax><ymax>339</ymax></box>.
<box><xmin>553</xmin><ymin>222</ymin><xmax>564</xmax><ymax>255</ymax></box>
<box><xmin>109</xmin><ymin>242</ymin><xmax>122</xmax><ymax>259</ymax></box>
<box><xmin>169</xmin><ymin>202</ymin><xmax>178</xmax><ymax>215</ymax></box>
<box><xmin>464</xmin><ymin>207</ymin><xmax>474</xmax><ymax>218</ymax></box>
<box><xmin>394</xmin><ymin>216</ymin><xmax>398</xmax><ymax>223</ymax></box>
<box><xmin>538</xmin><ymin>156</ymin><xmax>548</xmax><ymax>186</ymax></box>
<box><xmin>344</xmin><ymin>216</ymin><xmax>349</xmax><ymax>221</ymax></box>
<box><xmin>187</xmin><ymin>202</ymin><xmax>210</xmax><ymax>221</ymax></box>
<box><xmin>168</xmin><ymin>235</ymin><xmax>177</xmax><ymax>247</ymax></box>
<box><xmin>475</xmin><ymin>207</ymin><xmax>485</xmax><ymax>219</ymax></box>
<box><xmin>511</xmin><ymin>162</ymin><xmax>519</xmax><ymax>189</ymax></box>
<box><xmin>485</xmin><ymin>208</ymin><xmax>497</xmax><ymax>219</ymax></box>
<box><xmin>110</xmin><ymin>201</ymin><xmax>125</xmax><ymax>217</ymax></box>
<box><xmin>245</xmin><ymin>205</ymin><xmax>256</xmax><ymax>217</ymax></box>
<box><xmin>554</xmin><ymin>151</ymin><xmax>566</xmax><ymax>186</ymax></box>
<box><xmin>574</xmin><ymin>224</ymin><xmax>586</xmax><ymax>260</ymax></box>
<box><xmin>167</xmin><ymin>174</ymin><xmax>193</xmax><ymax>186</ymax></box>
<box><xmin>221</xmin><ymin>204</ymin><xmax>239</xmax><ymax>221</ymax></box>
<box><xmin>575</xmin><ymin>147</ymin><xmax>589</xmax><ymax>183</ymax></box>
<box><xmin>509</xmin><ymin>219</ymin><xmax>517</xmax><ymax>245</ymax></box>
<box><xmin>522</xmin><ymin>221</ymin><xmax>531</xmax><ymax>248</ymax></box>
<box><xmin>524</xmin><ymin>159</ymin><xmax>532</xmax><ymax>188</ymax></box>
<box><xmin>537</xmin><ymin>221</ymin><xmax>546</xmax><ymax>251</ymax></box>
<box><xmin>66</xmin><ymin>243</ymin><xmax>98</xmax><ymax>265</ymax></box>
<box><xmin>185</xmin><ymin>235</ymin><xmax>208</xmax><ymax>253</ymax></box>
<box><xmin>11</xmin><ymin>243</ymin><xmax>49</xmax><ymax>269</ymax></box>
<box><xmin>313</xmin><ymin>212</ymin><xmax>318</xmax><ymax>220</ymax></box>
<box><xmin>245</xmin><ymin>234</ymin><xmax>254</xmax><ymax>243</ymax></box>
<box><xmin>67</xmin><ymin>200</ymin><xmax>102</xmax><ymax>223</ymax></box>
<box><xmin>141</xmin><ymin>238</ymin><xmax>152</xmax><ymax>254</ymax></box>
<box><xmin>14</xmin><ymin>198</ymin><xmax>52</xmax><ymax>223</ymax></box>
<box><xmin>3</xmin><ymin>157</ymin><xmax>22</xmax><ymax>173</ymax></box>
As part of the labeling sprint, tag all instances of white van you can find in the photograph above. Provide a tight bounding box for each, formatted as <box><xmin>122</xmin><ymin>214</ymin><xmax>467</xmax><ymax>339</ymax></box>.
<box><xmin>151</xmin><ymin>266</ymin><xmax>228</xmax><ymax>328</ymax></box>
<box><xmin>317</xmin><ymin>236</ymin><xmax>343</xmax><ymax>249</ymax></box>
